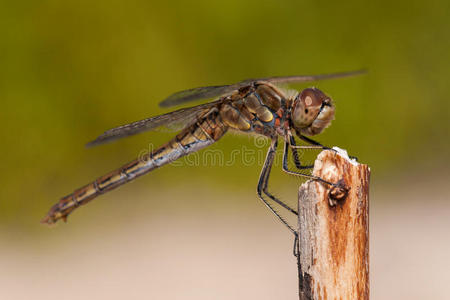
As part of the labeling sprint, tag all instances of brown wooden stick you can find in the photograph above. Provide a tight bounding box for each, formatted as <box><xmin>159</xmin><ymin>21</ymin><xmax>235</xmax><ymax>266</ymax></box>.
<box><xmin>297</xmin><ymin>148</ymin><xmax>370</xmax><ymax>300</ymax></box>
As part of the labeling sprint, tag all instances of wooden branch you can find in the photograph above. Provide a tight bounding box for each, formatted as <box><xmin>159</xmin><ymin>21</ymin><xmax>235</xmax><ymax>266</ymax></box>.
<box><xmin>297</xmin><ymin>148</ymin><xmax>370</xmax><ymax>300</ymax></box>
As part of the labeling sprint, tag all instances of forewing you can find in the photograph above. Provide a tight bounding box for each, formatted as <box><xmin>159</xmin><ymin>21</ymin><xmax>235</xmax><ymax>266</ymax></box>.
<box><xmin>258</xmin><ymin>69</ymin><xmax>366</xmax><ymax>85</ymax></box>
<box><xmin>158</xmin><ymin>84</ymin><xmax>241</xmax><ymax>108</ymax></box>
<box><xmin>86</xmin><ymin>100</ymin><xmax>221</xmax><ymax>147</ymax></box>
<box><xmin>158</xmin><ymin>70</ymin><xmax>365</xmax><ymax>108</ymax></box>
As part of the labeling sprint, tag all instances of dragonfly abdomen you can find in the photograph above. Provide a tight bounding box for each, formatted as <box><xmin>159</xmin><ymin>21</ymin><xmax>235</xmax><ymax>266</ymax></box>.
<box><xmin>41</xmin><ymin>112</ymin><xmax>227</xmax><ymax>224</ymax></box>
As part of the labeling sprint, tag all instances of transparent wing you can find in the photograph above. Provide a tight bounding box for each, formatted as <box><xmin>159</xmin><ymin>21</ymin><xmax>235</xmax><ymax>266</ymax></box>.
<box><xmin>158</xmin><ymin>84</ymin><xmax>240</xmax><ymax>108</ymax></box>
<box><xmin>256</xmin><ymin>69</ymin><xmax>366</xmax><ymax>84</ymax></box>
<box><xmin>159</xmin><ymin>70</ymin><xmax>365</xmax><ymax>108</ymax></box>
<box><xmin>86</xmin><ymin>100</ymin><xmax>222</xmax><ymax>147</ymax></box>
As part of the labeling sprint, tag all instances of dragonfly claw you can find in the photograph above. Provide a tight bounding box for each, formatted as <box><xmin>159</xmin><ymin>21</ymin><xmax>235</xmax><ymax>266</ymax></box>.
<box><xmin>328</xmin><ymin>179</ymin><xmax>349</xmax><ymax>206</ymax></box>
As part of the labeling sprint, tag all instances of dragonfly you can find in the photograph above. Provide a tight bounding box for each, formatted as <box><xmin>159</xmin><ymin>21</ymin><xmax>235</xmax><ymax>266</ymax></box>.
<box><xmin>41</xmin><ymin>70</ymin><xmax>363</xmax><ymax>235</ymax></box>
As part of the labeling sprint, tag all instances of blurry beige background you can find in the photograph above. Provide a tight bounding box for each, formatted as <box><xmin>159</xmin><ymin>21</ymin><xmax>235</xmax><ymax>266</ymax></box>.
<box><xmin>1</xmin><ymin>0</ymin><xmax>449</xmax><ymax>299</ymax></box>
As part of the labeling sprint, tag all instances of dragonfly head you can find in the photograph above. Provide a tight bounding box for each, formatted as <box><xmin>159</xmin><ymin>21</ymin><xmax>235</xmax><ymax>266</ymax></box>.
<box><xmin>291</xmin><ymin>87</ymin><xmax>335</xmax><ymax>136</ymax></box>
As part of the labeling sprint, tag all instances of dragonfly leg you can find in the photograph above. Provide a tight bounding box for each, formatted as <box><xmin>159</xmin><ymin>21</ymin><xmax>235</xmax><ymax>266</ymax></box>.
<box><xmin>290</xmin><ymin>134</ymin><xmax>331</xmax><ymax>153</ymax></box>
<box><xmin>297</xmin><ymin>134</ymin><xmax>329</xmax><ymax>149</ymax></box>
<box><xmin>282</xmin><ymin>139</ymin><xmax>339</xmax><ymax>188</ymax></box>
<box><xmin>257</xmin><ymin>138</ymin><xmax>297</xmax><ymax>235</ymax></box>
<box><xmin>283</xmin><ymin>138</ymin><xmax>350</xmax><ymax>207</ymax></box>
<box><xmin>261</xmin><ymin>140</ymin><xmax>298</xmax><ymax>216</ymax></box>
<box><xmin>296</xmin><ymin>134</ymin><xmax>359</xmax><ymax>161</ymax></box>
<box><xmin>288</xmin><ymin>135</ymin><xmax>315</xmax><ymax>170</ymax></box>
<box><xmin>293</xmin><ymin>231</ymin><xmax>300</xmax><ymax>257</ymax></box>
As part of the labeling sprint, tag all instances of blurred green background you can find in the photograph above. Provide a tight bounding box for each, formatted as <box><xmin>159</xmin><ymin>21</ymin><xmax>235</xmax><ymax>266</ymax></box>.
<box><xmin>1</xmin><ymin>1</ymin><xmax>449</xmax><ymax>299</ymax></box>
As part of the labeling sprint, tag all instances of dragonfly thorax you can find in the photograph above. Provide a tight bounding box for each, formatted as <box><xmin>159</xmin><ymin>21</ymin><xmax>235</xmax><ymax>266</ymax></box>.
<box><xmin>291</xmin><ymin>87</ymin><xmax>335</xmax><ymax>136</ymax></box>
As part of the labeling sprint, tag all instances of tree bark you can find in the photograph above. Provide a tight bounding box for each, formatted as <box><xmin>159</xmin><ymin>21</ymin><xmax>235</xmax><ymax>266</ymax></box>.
<box><xmin>297</xmin><ymin>148</ymin><xmax>370</xmax><ymax>300</ymax></box>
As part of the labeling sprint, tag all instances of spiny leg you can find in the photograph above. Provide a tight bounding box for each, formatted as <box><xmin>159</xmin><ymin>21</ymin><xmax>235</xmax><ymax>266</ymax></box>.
<box><xmin>284</xmin><ymin>134</ymin><xmax>350</xmax><ymax>256</ymax></box>
<box><xmin>257</xmin><ymin>139</ymin><xmax>297</xmax><ymax>235</ymax></box>
<box><xmin>282</xmin><ymin>139</ymin><xmax>338</xmax><ymax>188</ymax></box>
<box><xmin>289</xmin><ymin>135</ymin><xmax>304</xmax><ymax>169</ymax></box>
<box><xmin>296</xmin><ymin>133</ymin><xmax>358</xmax><ymax>161</ymax></box>
<box><xmin>259</xmin><ymin>139</ymin><xmax>297</xmax><ymax>216</ymax></box>
<box><xmin>293</xmin><ymin>231</ymin><xmax>299</xmax><ymax>257</ymax></box>
<box><xmin>283</xmin><ymin>138</ymin><xmax>350</xmax><ymax>208</ymax></box>
<box><xmin>260</xmin><ymin>141</ymin><xmax>297</xmax><ymax>216</ymax></box>
<box><xmin>297</xmin><ymin>134</ymin><xmax>329</xmax><ymax>149</ymax></box>
<box><xmin>289</xmin><ymin>134</ymin><xmax>314</xmax><ymax>170</ymax></box>
<box><xmin>289</xmin><ymin>132</ymin><xmax>354</xmax><ymax>169</ymax></box>
<box><xmin>283</xmin><ymin>138</ymin><xmax>330</xmax><ymax>256</ymax></box>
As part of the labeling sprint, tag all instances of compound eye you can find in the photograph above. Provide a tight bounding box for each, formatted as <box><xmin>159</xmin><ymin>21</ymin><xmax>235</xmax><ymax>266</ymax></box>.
<box><xmin>300</xmin><ymin>88</ymin><xmax>324</xmax><ymax>109</ymax></box>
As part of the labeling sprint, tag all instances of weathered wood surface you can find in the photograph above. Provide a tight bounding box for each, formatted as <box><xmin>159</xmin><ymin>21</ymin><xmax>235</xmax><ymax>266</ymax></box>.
<box><xmin>297</xmin><ymin>148</ymin><xmax>370</xmax><ymax>300</ymax></box>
